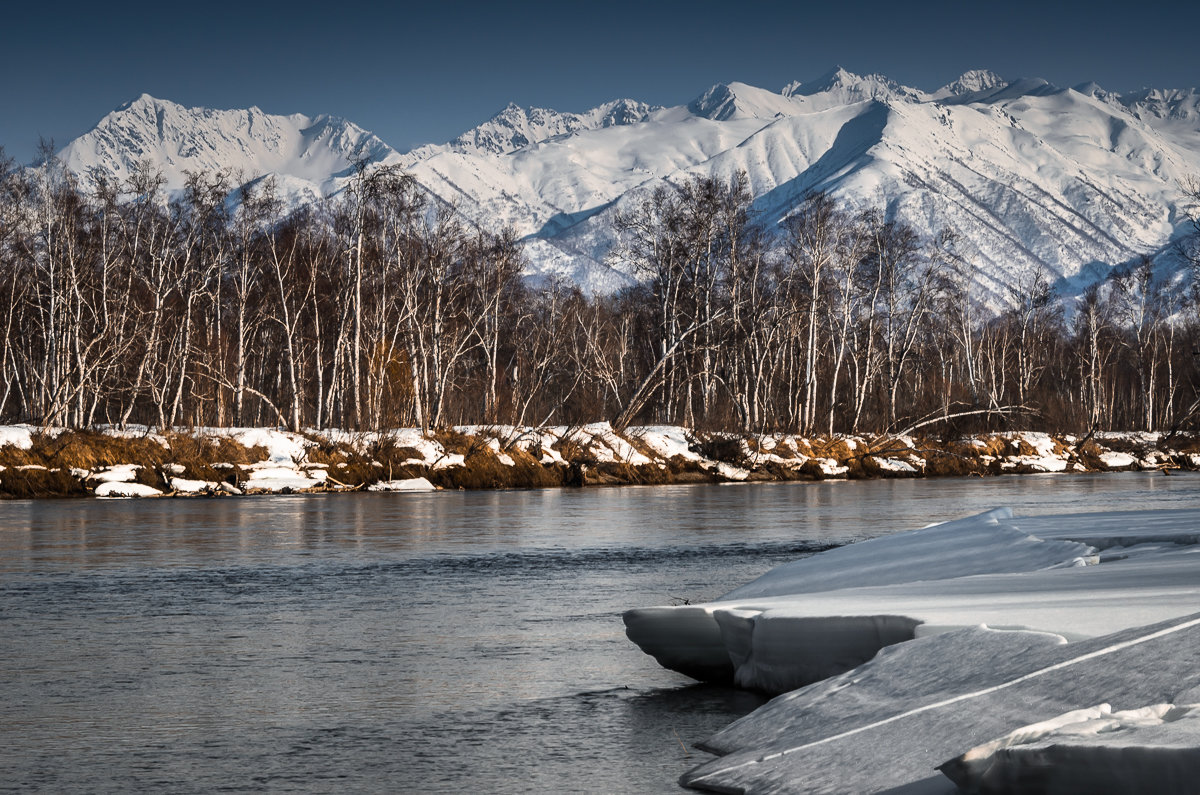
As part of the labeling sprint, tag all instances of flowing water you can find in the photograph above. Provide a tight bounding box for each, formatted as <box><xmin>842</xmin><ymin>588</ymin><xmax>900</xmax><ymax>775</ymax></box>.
<box><xmin>3</xmin><ymin>472</ymin><xmax>1199</xmax><ymax>793</ymax></box>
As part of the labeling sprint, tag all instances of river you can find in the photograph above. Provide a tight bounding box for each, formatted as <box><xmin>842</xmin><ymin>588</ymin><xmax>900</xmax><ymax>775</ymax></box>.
<box><xmin>2</xmin><ymin>472</ymin><xmax>1198</xmax><ymax>793</ymax></box>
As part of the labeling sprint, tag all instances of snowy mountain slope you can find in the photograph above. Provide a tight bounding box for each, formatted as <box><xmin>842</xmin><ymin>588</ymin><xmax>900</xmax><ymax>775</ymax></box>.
<box><xmin>56</xmin><ymin>69</ymin><xmax>1200</xmax><ymax>300</ymax></box>
<box><xmin>445</xmin><ymin>98</ymin><xmax>660</xmax><ymax>156</ymax></box>
<box><xmin>59</xmin><ymin>94</ymin><xmax>399</xmax><ymax>203</ymax></box>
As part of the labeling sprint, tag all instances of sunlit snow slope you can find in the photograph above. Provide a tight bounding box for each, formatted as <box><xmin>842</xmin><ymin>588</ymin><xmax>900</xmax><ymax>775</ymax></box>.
<box><xmin>59</xmin><ymin>68</ymin><xmax>1200</xmax><ymax>301</ymax></box>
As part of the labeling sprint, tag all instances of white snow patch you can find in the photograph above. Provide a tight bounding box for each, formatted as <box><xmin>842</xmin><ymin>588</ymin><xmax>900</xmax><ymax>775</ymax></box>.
<box><xmin>367</xmin><ymin>477</ymin><xmax>437</xmax><ymax>492</ymax></box>
<box><xmin>815</xmin><ymin>458</ymin><xmax>848</xmax><ymax>477</ymax></box>
<box><xmin>431</xmin><ymin>454</ymin><xmax>466</xmax><ymax>470</ymax></box>
<box><xmin>873</xmin><ymin>457</ymin><xmax>918</xmax><ymax>473</ymax></box>
<box><xmin>89</xmin><ymin>464</ymin><xmax>142</xmax><ymax>483</ymax></box>
<box><xmin>0</xmin><ymin>425</ymin><xmax>35</xmax><ymax>450</ymax></box>
<box><xmin>628</xmin><ymin>426</ymin><xmax>699</xmax><ymax>461</ymax></box>
<box><xmin>217</xmin><ymin>428</ymin><xmax>310</xmax><ymax>463</ymax></box>
<box><xmin>714</xmin><ymin>462</ymin><xmax>750</xmax><ymax>481</ymax></box>
<box><xmin>243</xmin><ymin>466</ymin><xmax>322</xmax><ymax>492</ymax></box>
<box><xmin>1100</xmin><ymin>451</ymin><xmax>1138</xmax><ymax>469</ymax></box>
<box><xmin>95</xmin><ymin>481</ymin><xmax>162</xmax><ymax>498</ymax></box>
<box><xmin>169</xmin><ymin>477</ymin><xmax>220</xmax><ymax>493</ymax></box>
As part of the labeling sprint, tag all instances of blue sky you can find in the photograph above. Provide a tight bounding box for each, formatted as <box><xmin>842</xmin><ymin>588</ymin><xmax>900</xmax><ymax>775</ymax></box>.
<box><xmin>2</xmin><ymin>0</ymin><xmax>1196</xmax><ymax>163</ymax></box>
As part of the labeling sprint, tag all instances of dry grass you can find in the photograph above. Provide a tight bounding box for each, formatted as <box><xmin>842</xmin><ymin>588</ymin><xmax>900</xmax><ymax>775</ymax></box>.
<box><xmin>551</xmin><ymin>433</ymin><xmax>599</xmax><ymax>466</ymax></box>
<box><xmin>1165</xmin><ymin>434</ymin><xmax>1200</xmax><ymax>454</ymax></box>
<box><xmin>0</xmin><ymin>430</ymin><xmax>169</xmax><ymax>497</ymax></box>
<box><xmin>693</xmin><ymin>432</ymin><xmax>748</xmax><ymax>466</ymax></box>
<box><xmin>923</xmin><ymin>450</ymin><xmax>987</xmax><ymax>477</ymax></box>
<box><xmin>301</xmin><ymin>433</ymin><xmax>352</xmax><ymax>466</ymax></box>
<box><xmin>974</xmin><ymin>435</ymin><xmax>1012</xmax><ymax>458</ymax></box>
<box><xmin>162</xmin><ymin>433</ymin><xmax>265</xmax><ymax>483</ymax></box>
<box><xmin>810</xmin><ymin>437</ymin><xmax>855</xmax><ymax>462</ymax></box>
<box><xmin>1</xmin><ymin>430</ymin><xmax>169</xmax><ymax>471</ymax></box>
<box><xmin>432</xmin><ymin>429</ymin><xmax>488</xmax><ymax>458</ymax></box>
<box><xmin>0</xmin><ymin>467</ymin><xmax>88</xmax><ymax>498</ymax></box>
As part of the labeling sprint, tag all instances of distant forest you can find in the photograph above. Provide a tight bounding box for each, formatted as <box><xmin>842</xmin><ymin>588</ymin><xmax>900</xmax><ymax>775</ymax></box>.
<box><xmin>2</xmin><ymin>145</ymin><xmax>1199</xmax><ymax>436</ymax></box>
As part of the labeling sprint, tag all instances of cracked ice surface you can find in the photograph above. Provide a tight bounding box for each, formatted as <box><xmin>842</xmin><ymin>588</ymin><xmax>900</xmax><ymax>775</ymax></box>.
<box><xmin>644</xmin><ymin>505</ymin><xmax>1200</xmax><ymax>793</ymax></box>
<box><xmin>940</xmin><ymin>701</ymin><xmax>1200</xmax><ymax>793</ymax></box>
<box><xmin>682</xmin><ymin>615</ymin><xmax>1200</xmax><ymax>794</ymax></box>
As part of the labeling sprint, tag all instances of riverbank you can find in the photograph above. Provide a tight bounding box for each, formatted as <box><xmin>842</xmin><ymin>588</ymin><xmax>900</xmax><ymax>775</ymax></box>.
<box><xmin>1</xmin><ymin>422</ymin><xmax>1197</xmax><ymax>498</ymax></box>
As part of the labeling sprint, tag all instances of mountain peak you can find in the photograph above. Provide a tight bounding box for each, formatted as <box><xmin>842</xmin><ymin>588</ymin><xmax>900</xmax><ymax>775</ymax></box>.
<box><xmin>688</xmin><ymin>83</ymin><xmax>739</xmax><ymax>119</ymax></box>
<box><xmin>449</xmin><ymin>97</ymin><xmax>657</xmax><ymax>156</ymax></box>
<box><xmin>590</xmin><ymin>97</ymin><xmax>659</xmax><ymax>127</ymax></box>
<box><xmin>1073</xmin><ymin>81</ymin><xmax>1113</xmax><ymax>100</ymax></box>
<box><xmin>114</xmin><ymin>93</ymin><xmax>176</xmax><ymax>115</ymax></box>
<box><xmin>126</xmin><ymin>92</ymin><xmax>158</xmax><ymax>107</ymax></box>
<box><xmin>60</xmin><ymin>95</ymin><xmax>396</xmax><ymax>199</ymax></box>
<box><xmin>782</xmin><ymin>68</ymin><xmax>926</xmax><ymax>106</ymax></box>
<box><xmin>789</xmin><ymin>67</ymin><xmax>864</xmax><ymax>96</ymax></box>
<box><xmin>937</xmin><ymin>69</ymin><xmax>1007</xmax><ymax>97</ymax></box>
<box><xmin>686</xmin><ymin>81</ymin><xmax>800</xmax><ymax>121</ymax></box>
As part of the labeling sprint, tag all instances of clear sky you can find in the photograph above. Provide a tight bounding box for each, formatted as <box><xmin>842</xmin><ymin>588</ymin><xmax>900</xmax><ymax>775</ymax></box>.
<box><xmin>2</xmin><ymin>0</ymin><xmax>1196</xmax><ymax>163</ymax></box>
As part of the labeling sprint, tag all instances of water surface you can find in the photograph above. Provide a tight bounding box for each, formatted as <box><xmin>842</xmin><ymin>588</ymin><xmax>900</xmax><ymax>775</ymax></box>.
<box><xmin>2</xmin><ymin>472</ymin><xmax>1197</xmax><ymax>792</ymax></box>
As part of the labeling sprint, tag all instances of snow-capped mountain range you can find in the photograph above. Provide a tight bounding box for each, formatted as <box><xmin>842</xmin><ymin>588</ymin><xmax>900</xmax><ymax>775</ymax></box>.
<box><xmin>57</xmin><ymin>68</ymin><xmax>1200</xmax><ymax>302</ymax></box>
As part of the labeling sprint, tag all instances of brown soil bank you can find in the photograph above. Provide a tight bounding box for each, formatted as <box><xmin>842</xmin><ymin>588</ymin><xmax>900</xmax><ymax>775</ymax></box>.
<box><xmin>1</xmin><ymin>424</ymin><xmax>1198</xmax><ymax>499</ymax></box>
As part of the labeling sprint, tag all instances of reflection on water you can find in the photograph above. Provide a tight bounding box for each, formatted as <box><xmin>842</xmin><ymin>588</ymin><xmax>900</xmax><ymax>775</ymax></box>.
<box><xmin>1</xmin><ymin>473</ymin><xmax>1198</xmax><ymax>792</ymax></box>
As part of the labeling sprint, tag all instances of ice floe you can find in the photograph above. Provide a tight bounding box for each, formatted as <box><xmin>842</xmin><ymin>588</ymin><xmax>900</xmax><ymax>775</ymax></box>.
<box><xmin>637</xmin><ymin>505</ymin><xmax>1200</xmax><ymax>793</ymax></box>
<box><xmin>624</xmin><ymin>508</ymin><xmax>1096</xmax><ymax>688</ymax></box>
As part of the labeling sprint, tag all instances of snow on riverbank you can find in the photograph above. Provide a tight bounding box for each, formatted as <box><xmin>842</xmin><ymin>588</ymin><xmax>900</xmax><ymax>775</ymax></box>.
<box><xmin>0</xmin><ymin>423</ymin><xmax>1198</xmax><ymax>497</ymax></box>
<box><xmin>620</xmin><ymin>506</ymin><xmax>1200</xmax><ymax>792</ymax></box>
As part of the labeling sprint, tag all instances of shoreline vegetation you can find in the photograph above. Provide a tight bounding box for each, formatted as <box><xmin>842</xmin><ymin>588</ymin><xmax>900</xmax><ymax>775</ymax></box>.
<box><xmin>1</xmin><ymin>422</ymin><xmax>1197</xmax><ymax>499</ymax></box>
<box><xmin>4</xmin><ymin>159</ymin><xmax>1200</xmax><ymax>447</ymax></box>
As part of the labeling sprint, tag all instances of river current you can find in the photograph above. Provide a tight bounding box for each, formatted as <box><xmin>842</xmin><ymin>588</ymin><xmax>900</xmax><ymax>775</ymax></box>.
<box><xmin>3</xmin><ymin>473</ymin><xmax>1198</xmax><ymax>793</ymax></box>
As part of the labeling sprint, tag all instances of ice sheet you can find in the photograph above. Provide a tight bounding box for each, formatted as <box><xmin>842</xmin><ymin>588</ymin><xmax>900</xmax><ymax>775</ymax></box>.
<box><xmin>624</xmin><ymin>509</ymin><xmax>1096</xmax><ymax>686</ymax></box>
<box><xmin>682</xmin><ymin>613</ymin><xmax>1200</xmax><ymax>794</ymax></box>
<box><xmin>707</xmin><ymin>544</ymin><xmax>1200</xmax><ymax>691</ymax></box>
<box><xmin>939</xmin><ymin>701</ymin><xmax>1200</xmax><ymax>793</ymax></box>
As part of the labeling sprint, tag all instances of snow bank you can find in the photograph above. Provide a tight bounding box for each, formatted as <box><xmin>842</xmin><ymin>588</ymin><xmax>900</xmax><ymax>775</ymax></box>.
<box><xmin>872</xmin><ymin>456</ymin><xmax>919</xmax><ymax>473</ymax></box>
<box><xmin>547</xmin><ymin>422</ymin><xmax>653</xmax><ymax>465</ymax></box>
<box><xmin>628</xmin><ymin>426</ymin><xmax>700</xmax><ymax>461</ymax></box>
<box><xmin>210</xmin><ymin>427</ymin><xmax>309</xmax><ymax>463</ymax></box>
<box><xmin>169</xmin><ymin>477</ymin><xmax>213</xmax><ymax>493</ymax></box>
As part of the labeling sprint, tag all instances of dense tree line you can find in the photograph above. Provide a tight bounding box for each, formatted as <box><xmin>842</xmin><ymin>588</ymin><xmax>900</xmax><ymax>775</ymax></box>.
<box><xmin>1</xmin><ymin>146</ymin><xmax>1198</xmax><ymax>435</ymax></box>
